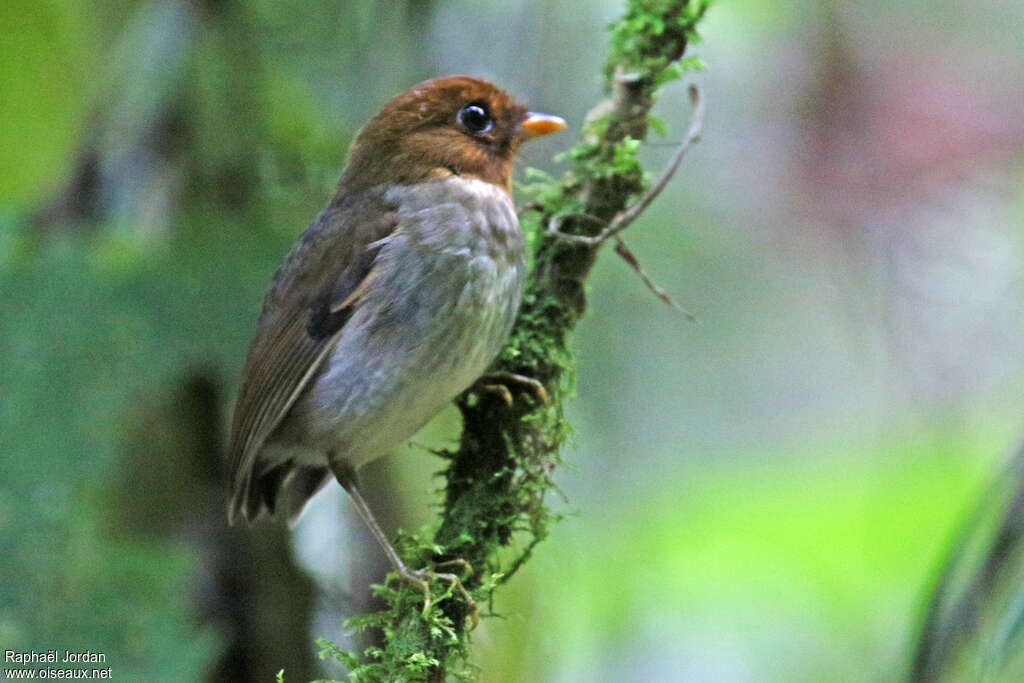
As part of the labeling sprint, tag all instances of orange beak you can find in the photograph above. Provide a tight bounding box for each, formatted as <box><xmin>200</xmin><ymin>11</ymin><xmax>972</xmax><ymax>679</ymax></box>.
<box><xmin>521</xmin><ymin>112</ymin><xmax>567</xmax><ymax>139</ymax></box>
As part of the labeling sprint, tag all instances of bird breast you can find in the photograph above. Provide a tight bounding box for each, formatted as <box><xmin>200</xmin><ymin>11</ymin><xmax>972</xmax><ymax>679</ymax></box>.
<box><xmin>293</xmin><ymin>176</ymin><xmax>525</xmax><ymax>468</ymax></box>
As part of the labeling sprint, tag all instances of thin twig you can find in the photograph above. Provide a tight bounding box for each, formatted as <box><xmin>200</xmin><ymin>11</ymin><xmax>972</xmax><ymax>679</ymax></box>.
<box><xmin>614</xmin><ymin>238</ymin><xmax>697</xmax><ymax>321</ymax></box>
<box><xmin>548</xmin><ymin>84</ymin><xmax>705</xmax><ymax>247</ymax></box>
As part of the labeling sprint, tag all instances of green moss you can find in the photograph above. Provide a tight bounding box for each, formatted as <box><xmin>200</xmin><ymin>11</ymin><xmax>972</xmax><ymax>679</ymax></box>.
<box><xmin>606</xmin><ymin>0</ymin><xmax>710</xmax><ymax>88</ymax></box>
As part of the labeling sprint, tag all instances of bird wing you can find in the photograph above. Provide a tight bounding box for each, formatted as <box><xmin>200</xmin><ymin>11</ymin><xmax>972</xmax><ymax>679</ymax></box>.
<box><xmin>227</xmin><ymin>198</ymin><xmax>398</xmax><ymax>522</ymax></box>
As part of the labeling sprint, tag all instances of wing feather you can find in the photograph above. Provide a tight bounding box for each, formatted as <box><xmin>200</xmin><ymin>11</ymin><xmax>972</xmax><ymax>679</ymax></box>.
<box><xmin>228</xmin><ymin>309</ymin><xmax>343</xmax><ymax>521</ymax></box>
<box><xmin>226</xmin><ymin>198</ymin><xmax>397</xmax><ymax>522</ymax></box>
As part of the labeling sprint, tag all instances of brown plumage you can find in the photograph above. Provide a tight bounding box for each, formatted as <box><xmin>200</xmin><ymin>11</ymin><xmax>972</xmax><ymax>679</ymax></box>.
<box><xmin>227</xmin><ymin>198</ymin><xmax>398</xmax><ymax>522</ymax></box>
<box><xmin>340</xmin><ymin>76</ymin><xmax>530</xmax><ymax>193</ymax></box>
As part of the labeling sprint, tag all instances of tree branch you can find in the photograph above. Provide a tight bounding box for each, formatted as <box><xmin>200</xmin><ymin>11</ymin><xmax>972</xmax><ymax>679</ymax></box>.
<box><xmin>547</xmin><ymin>84</ymin><xmax>705</xmax><ymax>247</ymax></box>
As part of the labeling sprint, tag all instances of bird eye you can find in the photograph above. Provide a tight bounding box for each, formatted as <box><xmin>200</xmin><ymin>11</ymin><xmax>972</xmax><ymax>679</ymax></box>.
<box><xmin>458</xmin><ymin>104</ymin><xmax>492</xmax><ymax>134</ymax></box>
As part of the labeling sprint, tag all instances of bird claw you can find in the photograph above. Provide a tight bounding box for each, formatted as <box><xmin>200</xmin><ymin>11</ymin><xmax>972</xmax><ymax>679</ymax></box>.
<box><xmin>473</xmin><ymin>371</ymin><xmax>549</xmax><ymax>406</ymax></box>
<box><xmin>397</xmin><ymin>564</ymin><xmax>479</xmax><ymax>631</ymax></box>
<box><xmin>434</xmin><ymin>558</ymin><xmax>474</xmax><ymax>576</ymax></box>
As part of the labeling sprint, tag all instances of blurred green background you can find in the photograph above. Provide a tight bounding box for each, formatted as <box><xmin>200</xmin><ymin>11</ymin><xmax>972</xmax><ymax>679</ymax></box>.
<box><xmin>2</xmin><ymin>0</ymin><xmax>1023</xmax><ymax>681</ymax></box>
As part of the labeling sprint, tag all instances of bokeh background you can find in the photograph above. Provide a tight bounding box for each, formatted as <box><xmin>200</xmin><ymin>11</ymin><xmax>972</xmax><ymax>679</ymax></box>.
<box><xmin>2</xmin><ymin>0</ymin><xmax>1024</xmax><ymax>681</ymax></box>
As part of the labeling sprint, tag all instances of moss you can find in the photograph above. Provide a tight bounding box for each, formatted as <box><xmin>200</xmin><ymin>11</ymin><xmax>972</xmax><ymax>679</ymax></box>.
<box><xmin>606</xmin><ymin>0</ymin><xmax>710</xmax><ymax>89</ymax></box>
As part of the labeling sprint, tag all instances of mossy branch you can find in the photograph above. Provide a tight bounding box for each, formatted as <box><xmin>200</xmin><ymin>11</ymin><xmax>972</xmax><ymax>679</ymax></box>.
<box><xmin>312</xmin><ymin>1</ymin><xmax>711</xmax><ymax>681</ymax></box>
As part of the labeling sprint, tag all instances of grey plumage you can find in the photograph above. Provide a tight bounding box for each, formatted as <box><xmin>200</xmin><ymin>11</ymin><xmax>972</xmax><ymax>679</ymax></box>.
<box><xmin>227</xmin><ymin>175</ymin><xmax>524</xmax><ymax>524</ymax></box>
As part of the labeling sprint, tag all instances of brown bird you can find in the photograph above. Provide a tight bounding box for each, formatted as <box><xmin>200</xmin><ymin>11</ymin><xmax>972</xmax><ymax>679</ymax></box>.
<box><xmin>227</xmin><ymin>76</ymin><xmax>565</xmax><ymax>596</ymax></box>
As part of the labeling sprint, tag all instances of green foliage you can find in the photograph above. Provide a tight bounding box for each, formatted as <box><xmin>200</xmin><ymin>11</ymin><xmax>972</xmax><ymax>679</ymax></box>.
<box><xmin>0</xmin><ymin>2</ymin><xmax>339</xmax><ymax>677</ymax></box>
<box><xmin>0</xmin><ymin>1</ymin><xmax>98</xmax><ymax>206</ymax></box>
<box><xmin>330</xmin><ymin>568</ymin><xmax>471</xmax><ymax>681</ymax></box>
<box><xmin>606</xmin><ymin>0</ymin><xmax>710</xmax><ymax>87</ymax></box>
<box><xmin>0</xmin><ymin>227</ymin><xmax>234</xmax><ymax>680</ymax></box>
<box><xmin>492</xmin><ymin>428</ymin><xmax>1005</xmax><ymax>682</ymax></box>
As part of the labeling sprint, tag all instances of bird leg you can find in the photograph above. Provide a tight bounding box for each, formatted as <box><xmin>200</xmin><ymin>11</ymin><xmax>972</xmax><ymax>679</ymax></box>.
<box><xmin>329</xmin><ymin>460</ymin><xmax>478</xmax><ymax>629</ymax></box>
<box><xmin>472</xmin><ymin>371</ymin><xmax>549</xmax><ymax>406</ymax></box>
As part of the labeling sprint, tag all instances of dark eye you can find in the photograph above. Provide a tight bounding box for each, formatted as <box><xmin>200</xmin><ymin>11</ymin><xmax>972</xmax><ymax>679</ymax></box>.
<box><xmin>458</xmin><ymin>104</ymin><xmax>492</xmax><ymax>134</ymax></box>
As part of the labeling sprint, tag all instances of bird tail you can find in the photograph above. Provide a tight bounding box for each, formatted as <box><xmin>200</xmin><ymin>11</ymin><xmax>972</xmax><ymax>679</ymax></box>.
<box><xmin>227</xmin><ymin>463</ymin><xmax>331</xmax><ymax>527</ymax></box>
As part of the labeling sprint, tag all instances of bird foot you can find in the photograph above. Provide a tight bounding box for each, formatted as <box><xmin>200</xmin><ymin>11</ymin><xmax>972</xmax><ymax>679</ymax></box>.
<box><xmin>473</xmin><ymin>371</ymin><xmax>549</xmax><ymax>406</ymax></box>
<box><xmin>396</xmin><ymin>562</ymin><xmax>478</xmax><ymax>630</ymax></box>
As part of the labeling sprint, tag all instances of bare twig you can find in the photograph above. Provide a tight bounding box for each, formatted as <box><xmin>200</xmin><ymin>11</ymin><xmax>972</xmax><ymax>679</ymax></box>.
<box><xmin>614</xmin><ymin>238</ymin><xmax>697</xmax><ymax>321</ymax></box>
<box><xmin>548</xmin><ymin>84</ymin><xmax>705</xmax><ymax>247</ymax></box>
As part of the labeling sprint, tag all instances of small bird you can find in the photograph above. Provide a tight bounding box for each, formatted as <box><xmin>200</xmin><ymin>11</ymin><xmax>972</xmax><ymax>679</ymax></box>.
<box><xmin>227</xmin><ymin>76</ymin><xmax>565</xmax><ymax>590</ymax></box>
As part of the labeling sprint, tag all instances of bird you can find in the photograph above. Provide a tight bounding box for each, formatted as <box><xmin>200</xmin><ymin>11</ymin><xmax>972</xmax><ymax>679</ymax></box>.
<box><xmin>226</xmin><ymin>75</ymin><xmax>566</xmax><ymax>597</ymax></box>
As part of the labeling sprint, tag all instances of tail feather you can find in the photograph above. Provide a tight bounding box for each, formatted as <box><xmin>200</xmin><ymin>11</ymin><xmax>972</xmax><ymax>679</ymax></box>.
<box><xmin>228</xmin><ymin>461</ymin><xmax>330</xmax><ymax>526</ymax></box>
<box><xmin>281</xmin><ymin>465</ymin><xmax>332</xmax><ymax>527</ymax></box>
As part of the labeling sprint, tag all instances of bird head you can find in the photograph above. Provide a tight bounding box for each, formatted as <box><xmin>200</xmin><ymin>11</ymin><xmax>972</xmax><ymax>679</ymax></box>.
<box><xmin>338</xmin><ymin>75</ymin><xmax>566</xmax><ymax>194</ymax></box>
